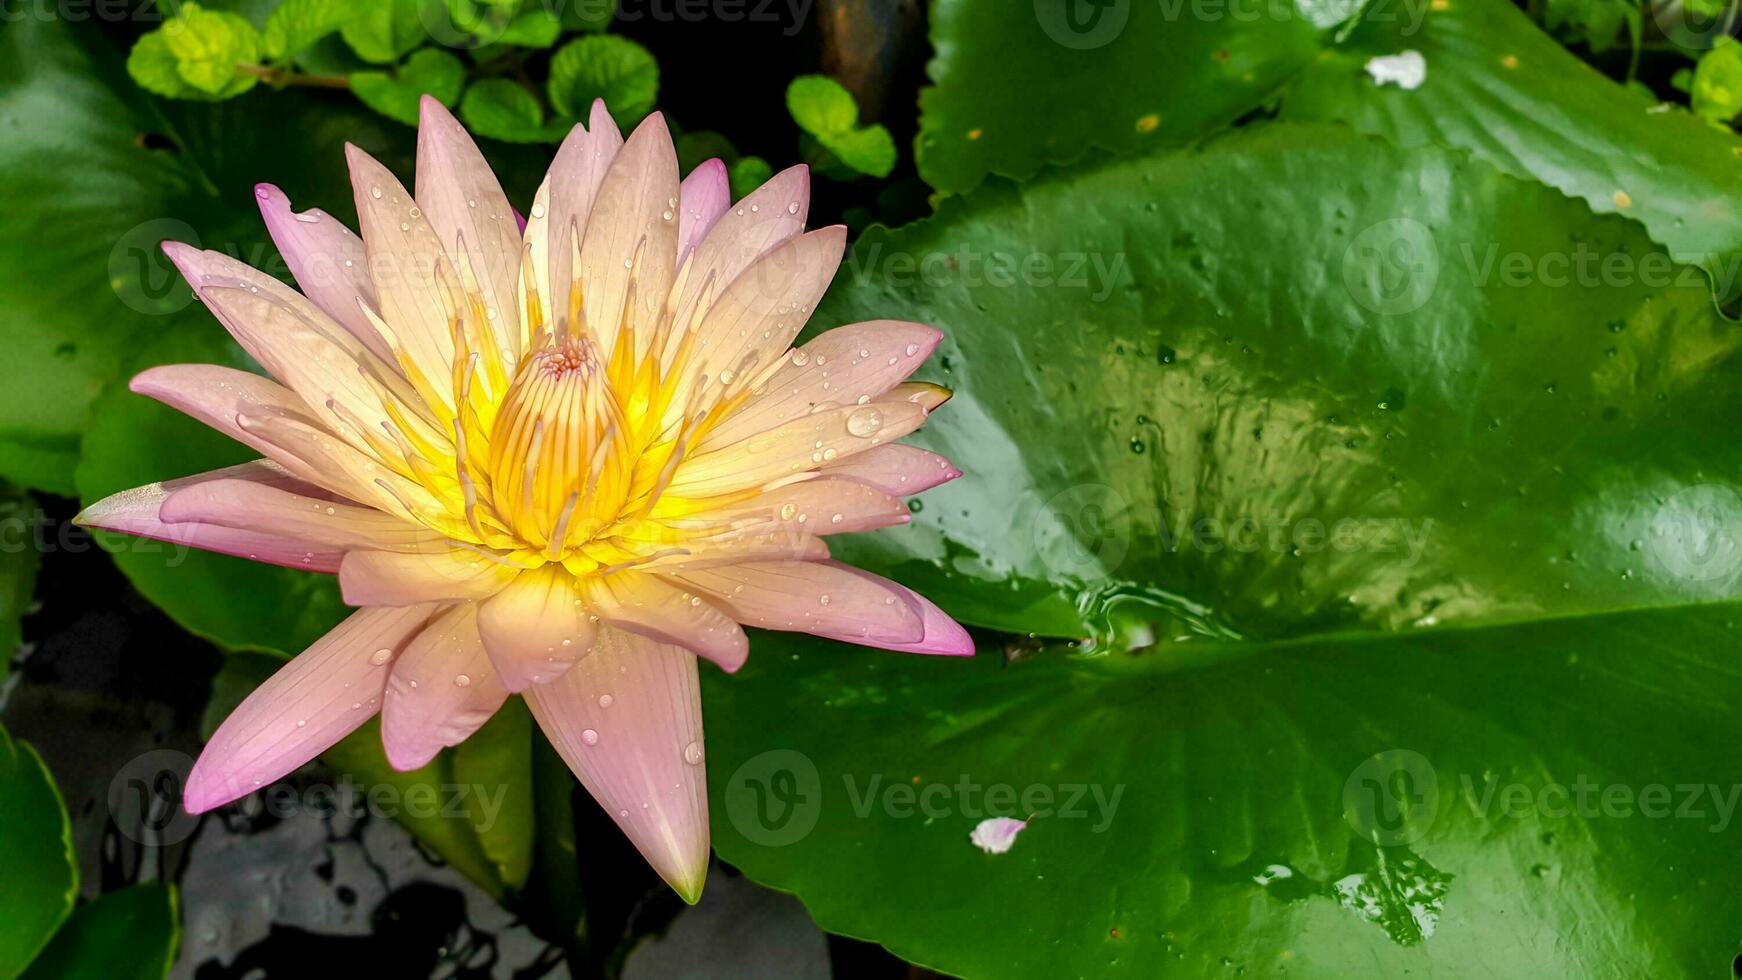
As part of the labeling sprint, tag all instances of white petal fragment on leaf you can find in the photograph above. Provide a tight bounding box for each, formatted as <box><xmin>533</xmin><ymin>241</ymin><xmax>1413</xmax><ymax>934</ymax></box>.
<box><xmin>969</xmin><ymin>816</ymin><xmax>1028</xmax><ymax>855</ymax></box>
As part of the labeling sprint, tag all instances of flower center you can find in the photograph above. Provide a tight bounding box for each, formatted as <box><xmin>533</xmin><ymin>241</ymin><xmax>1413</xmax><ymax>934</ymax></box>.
<box><xmin>487</xmin><ymin>335</ymin><xmax>630</xmax><ymax>557</ymax></box>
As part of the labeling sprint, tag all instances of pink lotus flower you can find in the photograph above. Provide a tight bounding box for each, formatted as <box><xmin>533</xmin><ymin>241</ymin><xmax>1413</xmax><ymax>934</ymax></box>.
<box><xmin>77</xmin><ymin>97</ymin><xmax>969</xmax><ymax>902</ymax></box>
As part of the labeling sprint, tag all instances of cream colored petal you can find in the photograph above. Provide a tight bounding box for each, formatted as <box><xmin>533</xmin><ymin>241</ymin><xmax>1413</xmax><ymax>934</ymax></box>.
<box><xmin>661</xmin><ymin>164</ymin><xmax>810</xmax><ymax>373</ymax></box>
<box><xmin>661</xmin><ymin>477</ymin><xmax>910</xmax><ymax>539</ymax></box>
<box><xmin>380</xmin><ymin>602</ymin><xmax>509</xmax><ymax>770</ymax></box>
<box><xmin>75</xmin><ymin>460</ymin><xmax>348</xmax><ymax>573</ymax></box>
<box><xmin>128</xmin><ymin>364</ymin><xmax>413</xmax><ymax>512</ymax></box>
<box><xmin>584</xmin><ymin>571</ymin><xmax>748</xmax><ymax>672</ymax></box>
<box><xmin>338</xmin><ymin>548</ymin><xmax>520</xmax><ymax>606</ymax></box>
<box><xmin>665</xmin><ymin>560</ymin><xmax>923</xmax><ymax>644</ymax></box>
<box><xmin>577</xmin><ymin>112</ymin><xmax>679</xmax><ymax>364</ymax></box>
<box><xmin>415</xmin><ymin>96</ymin><xmax>522</xmax><ymax>359</ymax></box>
<box><xmin>817</xmin><ymin>444</ymin><xmax>963</xmax><ymax>497</ymax></box>
<box><xmin>699</xmin><ymin>320</ymin><xmax>941</xmax><ymax>450</ymax></box>
<box><xmin>232</xmin><ymin>409</ymin><xmax>439</xmax><ymax>520</ymax></box>
<box><xmin>346</xmin><ymin>142</ymin><xmax>459</xmax><ymax>409</ymax></box>
<box><xmin>476</xmin><ymin>564</ymin><xmax>596</xmax><ymax>692</ymax></box>
<box><xmin>159</xmin><ymin>476</ymin><xmax>447</xmax><ymax>553</ymax></box>
<box><xmin>531</xmin><ymin>100</ymin><xmax>623</xmax><ymax>332</ymax></box>
<box><xmin>161</xmin><ymin>242</ymin><xmax>431</xmax><ymax>458</ymax></box>
<box><xmin>639</xmin><ymin>530</ymin><xmax>831</xmax><ymax>572</ymax></box>
<box><xmin>254</xmin><ymin>183</ymin><xmax>387</xmax><ymax>360</ymax></box>
<box><xmin>523</xmin><ymin>626</ymin><xmax>709</xmax><ymax>903</ymax></box>
<box><xmin>667</xmin><ymin>397</ymin><xmax>927</xmax><ymax>498</ymax></box>
<box><xmin>662</xmin><ymin>227</ymin><xmax>845</xmax><ymax>432</ymax></box>
<box><xmin>183</xmin><ymin>604</ymin><xmax>438</xmax><ymax>811</ymax></box>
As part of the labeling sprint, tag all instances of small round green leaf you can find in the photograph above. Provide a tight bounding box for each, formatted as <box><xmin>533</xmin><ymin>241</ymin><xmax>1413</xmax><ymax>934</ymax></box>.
<box><xmin>1692</xmin><ymin>38</ymin><xmax>1742</xmax><ymax>124</ymax></box>
<box><xmin>127</xmin><ymin>30</ymin><xmax>205</xmax><ymax>99</ymax></box>
<box><xmin>461</xmin><ymin>78</ymin><xmax>560</xmax><ymax>143</ymax></box>
<box><xmin>350</xmin><ymin>47</ymin><xmax>466</xmax><ymax>126</ymax></box>
<box><xmin>819</xmin><ymin>124</ymin><xmax>896</xmax><ymax>178</ymax></box>
<box><xmin>786</xmin><ymin>74</ymin><xmax>859</xmax><ymax>136</ymax></box>
<box><xmin>339</xmin><ymin>0</ymin><xmax>427</xmax><ymax>65</ymax></box>
<box><xmin>727</xmin><ymin>156</ymin><xmax>773</xmax><ymax>199</ymax></box>
<box><xmin>546</xmin><ymin>34</ymin><xmax>657</xmax><ymax>125</ymax></box>
<box><xmin>263</xmin><ymin>0</ymin><xmax>356</xmax><ymax>61</ymax></box>
<box><xmin>159</xmin><ymin>2</ymin><xmax>262</xmax><ymax>97</ymax></box>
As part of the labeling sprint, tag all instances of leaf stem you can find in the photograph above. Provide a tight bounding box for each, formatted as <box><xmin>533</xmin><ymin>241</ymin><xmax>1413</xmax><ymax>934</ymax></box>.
<box><xmin>237</xmin><ymin>63</ymin><xmax>352</xmax><ymax>90</ymax></box>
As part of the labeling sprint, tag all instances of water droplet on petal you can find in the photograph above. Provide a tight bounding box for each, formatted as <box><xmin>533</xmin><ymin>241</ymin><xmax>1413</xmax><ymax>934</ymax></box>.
<box><xmin>454</xmin><ymin>674</ymin><xmax>471</xmax><ymax>687</ymax></box>
<box><xmin>684</xmin><ymin>741</ymin><xmax>703</xmax><ymax>764</ymax></box>
<box><xmin>846</xmin><ymin>407</ymin><xmax>884</xmax><ymax>437</ymax></box>
<box><xmin>598</xmin><ymin>694</ymin><xmax>613</xmax><ymax>708</ymax></box>
<box><xmin>370</xmin><ymin>648</ymin><xmax>392</xmax><ymax>665</ymax></box>
<box><xmin>581</xmin><ymin>729</ymin><xmax>599</xmax><ymax>746</ymax></box>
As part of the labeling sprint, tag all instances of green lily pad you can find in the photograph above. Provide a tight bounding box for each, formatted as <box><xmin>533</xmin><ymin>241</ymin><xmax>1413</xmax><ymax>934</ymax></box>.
<box><xmin>1281</xmin><ymin>0</ymin><xmax>1742</xmax><ymax>298</ymax></box>
<box><xmin>916</xmin><ymin>0</ymin><xmax>1327</xmax><ymax>194</ymax></box>
<box><xmin>20</xmin><ymin>884</ymin><xmax>180</xmax><ymax>980</ymax></box>
<box><xmin>0</xmin><ymin>15</ymin><xmax>414</xmax><ymax>494</ymax></box>
<box><xmin>708</xmin><ymin>604</ymin><xmax>1742</xmax><ymax>978</ymax></box>
<box><xmin>818</xmin><ymin>123</ymin><xmax>1742</xmax><ymax>639</ymax></box>
<box><xmin>703</xmin><ymin>115</ymin><xmax>1742</xmax><ymax>978</ymax></box>
<box><xmin>0</xmin><ymin>725</ymin><xmax>76</xmax><ymax>978</ymax></box>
